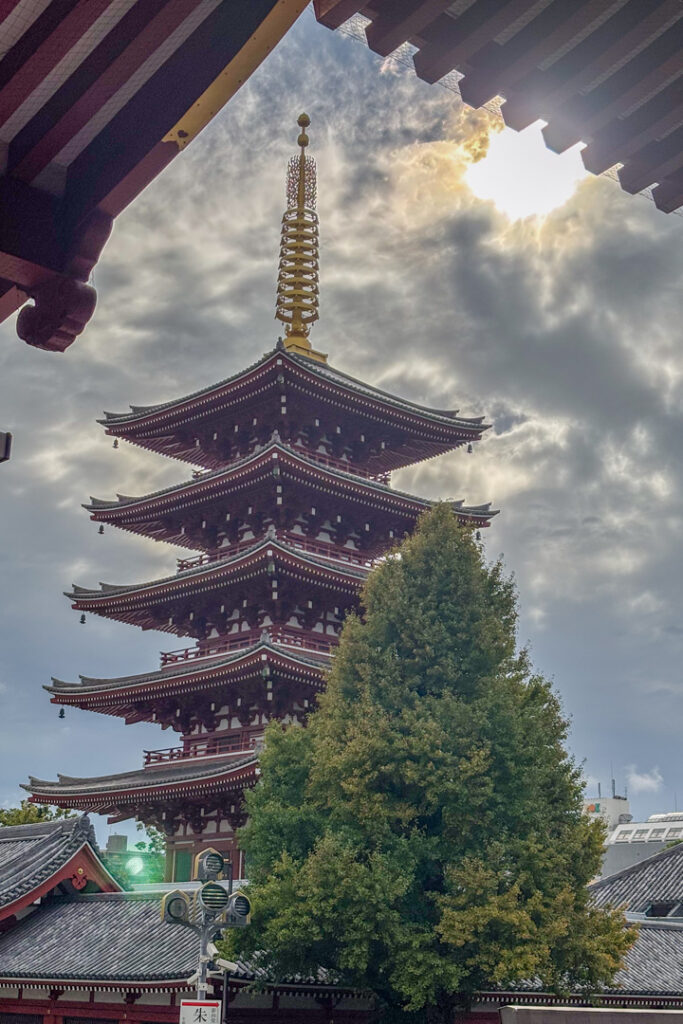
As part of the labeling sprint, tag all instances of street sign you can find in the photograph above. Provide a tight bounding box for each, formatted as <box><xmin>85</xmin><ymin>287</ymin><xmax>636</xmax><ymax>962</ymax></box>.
<box><xmin>180</xmin><ymin>1000</ymin><xmax>222</xmax><ymax>1024</ymax></box>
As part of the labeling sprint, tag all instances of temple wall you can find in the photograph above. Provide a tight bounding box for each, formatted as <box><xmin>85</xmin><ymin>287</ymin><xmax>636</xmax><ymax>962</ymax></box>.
<box><xmin>0</xmin><ymin>988</ymin><xmax>374</xmax><ymax>1023</ymax></box>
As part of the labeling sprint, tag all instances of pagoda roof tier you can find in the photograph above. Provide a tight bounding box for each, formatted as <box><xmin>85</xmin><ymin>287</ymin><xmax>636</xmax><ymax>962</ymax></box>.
<box><xmin>67</xmin><ymin>536</ymin><xmax>367</xmax><ymax>634</ymax></box>
<box><xmin>24</xmin><ymin>750</ymin><xmax>258</xmax><ymax>816</ymax></box>
<box><xmin>47</xmin><ymin>635</ymin><xmax>328</xmax><ymax>722</ymax></box>
<box><xmin>99</xmin><ymin>345</ymin><xmax>488</xmax><ymax>474</ymax></box>
<box><xmin>86</xmin><ymin>438</ymin><xmax>497</xmax><ymax>550</ymax></box>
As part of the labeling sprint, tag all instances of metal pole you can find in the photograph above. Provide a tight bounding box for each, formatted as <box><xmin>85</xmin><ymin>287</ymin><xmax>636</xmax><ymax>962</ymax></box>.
<box><xmin>221</xmin><ymin>970</ymin><xmax>230</xmax><ymax>1023</ymax></box>
<box><xmin>197</xmin><ymin>917</ymin><xmax>211</xmax><ymax>1001</ymax></box>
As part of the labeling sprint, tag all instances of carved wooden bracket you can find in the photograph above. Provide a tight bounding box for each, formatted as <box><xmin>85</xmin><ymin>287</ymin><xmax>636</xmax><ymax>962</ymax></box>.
<box><xmin>15</xmin><ymin>209</ymin><xmax>112</xmax><ymax>352</ymax></box>
<box><xmin>17</xmin><ymin>275</ymin><xmax>97</xmax><ymax>352</ymax></box>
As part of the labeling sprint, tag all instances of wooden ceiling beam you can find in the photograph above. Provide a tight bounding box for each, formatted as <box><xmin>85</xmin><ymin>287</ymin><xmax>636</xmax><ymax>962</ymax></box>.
<box><xmin>7</xmin><ymin>0</ymin><xmax>168</xmax><ymax>174</ymax></box>
<box><xmin>313</xmin><ymin>0</ymin><xmax>368</xmax><ymax>30</ymax></box>
<box><xmin>0</xmin><ymin>0</ymin><xmax>113</xmax><ymax>127</ymax></box>
<box><xmin>500</xmin><ymin>0</ymin><xmax>682</xmax><ymax>132</ymax></box>
<box><xmin>414</xmin><ymin>0</ymin><xmax>538</xmax><ymax>85</ymax></box>
<box><xmin>541</xmin><ymin>28</ymin><xmax>683</xmax><ymax>153</ymax></box>
<box><xmin>365</xmin><ymin>0</ymin><xmax>451</xmax><ymax>58</ymax></box>
<box><xmin>618</xmin><ymin>124</ymin><xmax>683</xmax><ymax>194</ymax></box>
<box><xmin>459</xmin><ymin>0</ymin><xmax>612</xmax><ymax>109</ymax></box>
<box><xmin>582</xmin><ymin>83</ymin><xmax>683</xmax><ymax>175</ymax></box>
<box><xmin>652</xmin><ymin>170</ymin><xmax>683</xmax><ymax>213</ymax></box>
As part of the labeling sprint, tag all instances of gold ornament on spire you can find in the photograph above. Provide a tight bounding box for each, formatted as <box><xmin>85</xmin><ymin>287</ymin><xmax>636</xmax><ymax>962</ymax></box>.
<box><xmin>276</xmin><ymin>113</ymin><xmax>326</xmax><ymax>363</ymax></box>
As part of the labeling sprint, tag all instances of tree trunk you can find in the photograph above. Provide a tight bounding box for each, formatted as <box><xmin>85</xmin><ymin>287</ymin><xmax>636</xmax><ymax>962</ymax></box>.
<box><xmin>426</xmin><ymin>991</ymin><xmax>470</xmax><ymax>1024</ymax></box>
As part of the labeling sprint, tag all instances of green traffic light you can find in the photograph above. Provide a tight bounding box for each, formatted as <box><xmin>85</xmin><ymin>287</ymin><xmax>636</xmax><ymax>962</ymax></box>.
<box><xmin>126</xmin><ymin>855</ymin><xmax>145</xmax><ymax>876</ymax></box>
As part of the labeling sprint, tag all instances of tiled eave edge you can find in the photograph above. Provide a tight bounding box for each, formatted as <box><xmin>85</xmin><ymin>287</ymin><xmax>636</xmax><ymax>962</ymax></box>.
<box><xmin>0</xmin><ymin>977</ymin><xmax>364</xmax><ymax>998</ymax></box>
<box><xmin>0</xmin><ymin>978</ymin><xmax>195</xmax><ymax>991</ymax></box>
<box><xmin>67</xmin><ymin>539</ymin><xmax>369</xmax><ymax>608</ymax></box>
<box><xmin>101</xmin><ymin>350</ymin><xmax>488</xmax><ymax>438</ymax></box>
<box><xmin>47</xmin><ymin>643</ymin><xmax>329</xmax><ymax>704</ymax></box>
<box><xmin>86</xmin><ymin>440</ymin><xmax>496</xmax><ymax>527</ymax></box>
<box><xmin>25</xmin><ymin>760</ymin><xmax>259</xmax><ymax>805</ymax></box>
<box><xmin>477</xmin><ymin>991</ymin><xmax>683</xmax><ymax>1007</ymax></box>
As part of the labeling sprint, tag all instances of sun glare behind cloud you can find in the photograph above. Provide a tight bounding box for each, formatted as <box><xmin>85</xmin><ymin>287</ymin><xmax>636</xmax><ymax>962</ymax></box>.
<box><xmin>465</xmin><ymin>121</ymin><xmax>589</xmax><ymax>220</ymax></box>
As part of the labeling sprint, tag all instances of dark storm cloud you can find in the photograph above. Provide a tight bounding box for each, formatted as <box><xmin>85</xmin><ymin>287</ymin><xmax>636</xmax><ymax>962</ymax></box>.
<box><xmin>1</xmin><ymin>10</ymin><xmax>681</xmax><ymax>835</ymax></box>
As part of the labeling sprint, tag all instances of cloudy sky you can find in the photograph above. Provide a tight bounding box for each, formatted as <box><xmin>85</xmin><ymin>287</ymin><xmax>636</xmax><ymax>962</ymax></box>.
<box><xmin>1</xmin><ymin>9</ymin><xmax>682</xmax><ymax>843</ymax></box>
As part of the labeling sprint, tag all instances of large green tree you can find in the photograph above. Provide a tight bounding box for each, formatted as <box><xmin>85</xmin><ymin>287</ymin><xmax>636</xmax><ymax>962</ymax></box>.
<box><xmin>230</xmin><ymin>506</ymin><xmax>633</xmax><ymax>1022</ymax></box>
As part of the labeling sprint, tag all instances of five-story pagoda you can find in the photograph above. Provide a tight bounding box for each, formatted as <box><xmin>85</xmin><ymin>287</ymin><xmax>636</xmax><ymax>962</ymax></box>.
<box><xmin>26</xmin><ymin>116</ymin><xmax>497</xmax><ymax>882</ymax></box>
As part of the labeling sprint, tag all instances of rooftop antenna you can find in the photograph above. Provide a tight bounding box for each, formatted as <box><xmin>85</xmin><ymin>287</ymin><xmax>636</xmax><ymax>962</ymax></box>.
<box><xmin>598</xmin><ymin>782</ymin><xmax>601</xmax><ymax>799</ymax></box>
<box><xmin>612</xmin><ymin>777</ymin><xmax>616</xmax><ymax>798</ymax></box>
<box><xmin>275</xmin><ymin>113</ymin><xmax>326</xmax><ymax>363</ymax></box>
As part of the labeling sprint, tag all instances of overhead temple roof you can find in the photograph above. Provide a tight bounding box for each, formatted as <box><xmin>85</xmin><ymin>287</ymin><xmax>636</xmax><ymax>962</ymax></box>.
<box><xmin>315</xmin><ymin>1</ymin><xmax>683</xmax><ymax>215</ymax></box>
<box><xmin>0</xmin><ymin>0</ymin><xmax>308</xmax><ymax>352</ymax></box>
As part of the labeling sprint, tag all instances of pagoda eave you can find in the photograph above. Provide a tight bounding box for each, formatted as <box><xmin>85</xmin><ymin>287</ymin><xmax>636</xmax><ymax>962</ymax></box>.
<box><xmin>84</xmin><ymin>440</ymin><xmax>496</xmax><ymax>551</ymax></box>
<box><xmin>67</xmin><ymin>539</ymin><xmax>368</xmax><ymax>633</ymax></box>
<box><xmin>99</xmin><ymin>348</ymin><xmax>489</xmax><ymax>473</ymax></box>
<box><xmin>24</xmin><ymin>753</ymin><xmax>259</xmax><ymax>814</ymax></box>
<box><xmin>47</xmin><ymin>641</ymin><xmax>329</xmax><ymax>720</ymax></box>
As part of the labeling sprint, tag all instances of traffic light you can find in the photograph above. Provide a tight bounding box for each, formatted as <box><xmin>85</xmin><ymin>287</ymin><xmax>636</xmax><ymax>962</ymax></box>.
<box><xmin>199</xmin><ymin>881</ymin><xmax>230</xmax><ymax>915</ymax></box>
<box><xmin>225</xmin><ymin>890</ymin><xmax>251</xmax><ymax>928</ymax></box>
<box><xmin>193</xmin><ymin>848</ymin><xmax>228</xmax><ymax>882</ymax></box>
<box><xmin>161</xmin><ymin>888</ymin><xmax>191</xmax><ymax>924</ymax></box>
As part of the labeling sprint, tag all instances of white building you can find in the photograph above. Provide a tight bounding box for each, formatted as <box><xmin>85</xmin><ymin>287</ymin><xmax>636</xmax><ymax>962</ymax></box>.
<box><xmin>583</xmin><ymin>794</ymin><xmax>632</xmax><ymax>833</ymax></box>
<box><xmin>609</xmin><ymin>812</ymin><xmax>683</xmax><ymax>847</ymax></box>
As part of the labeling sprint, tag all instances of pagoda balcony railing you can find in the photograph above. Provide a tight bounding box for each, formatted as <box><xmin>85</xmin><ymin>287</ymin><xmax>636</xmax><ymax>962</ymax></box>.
<box><xmin>144</xmin><ymin>733</ymin><xmax>264</xmax><ymax>766</ymax></box>
<box><xmin>189</xmin><ymin>445</ymin><xmax>391</xmax><ymax>484</ymax></box>
<box><xmin>159</xmin><ymin>624</ymin><xmax>337</xmax><ymax>667</ymax></box>
<box><xmin>176</xmin><ymin>533</ymin><xmax>375</xmax><ymax>573</ymax></box>
<box><xmin>292</xmin><ymin>447</ymin><xmax>391</xmax><ymax>485</ymax></box>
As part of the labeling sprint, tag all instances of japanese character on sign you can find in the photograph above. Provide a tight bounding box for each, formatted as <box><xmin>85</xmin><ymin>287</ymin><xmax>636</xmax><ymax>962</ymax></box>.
<box><xmin>180</xmin><ymin>1000</ymin><xmax>221</xmax><ymax>1024</ymax></box>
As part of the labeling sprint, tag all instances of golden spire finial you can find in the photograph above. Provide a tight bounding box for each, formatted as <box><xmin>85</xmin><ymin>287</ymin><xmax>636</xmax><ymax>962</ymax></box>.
<box><xmin>276</xmin><ymin>113</ymin><xmax>326</xmax><ymax>362</ymax></box>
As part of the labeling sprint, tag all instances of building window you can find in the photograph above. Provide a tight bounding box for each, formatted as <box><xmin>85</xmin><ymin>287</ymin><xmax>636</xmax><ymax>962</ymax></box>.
<box><xmin>0</xmin><ymin>1016</ymin><xmax>43</xmax><ymax>1024</ymax></box>
<box><xmin>668</xmin><ymin>828</ymin><xmax>683</xmax><ymax>839</ymax></box>
<box><xmin>649</xmin><ymin>829</ymin><xmax>666</xmax><ymax>840</ymax></box>
<box><xmin>615</xmin><ymin>831</ymin><xmax>632</xmax><ymax>842</ymax></box>
<box><xmin>174</xmin><ymin>849</ymin><xmax>192</xmax><ymax>882</ymax></box>
<box><xmin>633</xmin><ymin>829</ymin><xmax>649</xmax><ymax>841</ymax></box>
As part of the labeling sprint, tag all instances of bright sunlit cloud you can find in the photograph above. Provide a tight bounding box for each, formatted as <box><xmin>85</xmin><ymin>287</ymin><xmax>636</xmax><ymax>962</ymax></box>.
<box><xmin>465</xmin><ymin>121</ymin><xmax>588</xmax><ymax>220</ymax></box>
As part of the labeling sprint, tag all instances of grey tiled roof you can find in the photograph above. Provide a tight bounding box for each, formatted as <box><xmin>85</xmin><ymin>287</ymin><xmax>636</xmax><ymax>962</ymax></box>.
<box><xmin>100</xmin><ymin>346</ymin><xmax>485</xmax><ymax>431</ymax></box>
<box><xmin>25</xmin><ymin>750</ymin><xmax>258</xmax><ymax>799</ymax></box>
<box><xmin>0</xmin><ymin>815</ymin><xmax>104</xmax><ymax>910</ymax></box>
<box><xmin>591</xmin><ymin>841</ymin><xmax>683</xmax><ymax>912</ymax></box>
<box><xmin>0</xmin><ymin>891</ymin><xmax>198</xmax><ymax>982</ymax></box>
<box><xmin>0</xmin><ymin>890</ymin><xmax>682</xmax><ymax>997</ymax></box>
<box><xmin>0</xmin><ymin>890</ymin><xmax>341</xmax><ymax>988</ymax></box>
<box><xmin>613</xmin><ymin>920</ymin><xmax>683</xmax><ymax>993</ymax></box>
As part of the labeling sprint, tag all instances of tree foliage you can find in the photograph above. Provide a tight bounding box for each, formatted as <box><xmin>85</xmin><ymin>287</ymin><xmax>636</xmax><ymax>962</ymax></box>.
<box><xmin>0</xmin><ymin>800</ymin><xmax>75</xmax><ymax>827</ymax></box>
<box><xmin>230</xmin><ymin>506</ymin><xmax>634</xmax><ymax>1021</ymax></box>
<box><xmin>135</xmin><ymin>823</ymin><xmax>167</xmax><ymax>855</ymax></box>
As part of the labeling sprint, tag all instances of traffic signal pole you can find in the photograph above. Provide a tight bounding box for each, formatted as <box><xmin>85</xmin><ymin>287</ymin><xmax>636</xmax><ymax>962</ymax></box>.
<box><xmin>161</xmin><ymin>850</ymin><xmax>250</xmax><ymax>1006</ymax></box>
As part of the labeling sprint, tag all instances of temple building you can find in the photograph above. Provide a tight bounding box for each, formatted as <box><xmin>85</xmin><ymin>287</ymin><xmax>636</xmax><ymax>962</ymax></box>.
<box><xmin>25</xmin><ymin>116</ymin><xmax>496</xmax><ymax>881</ymax></box>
